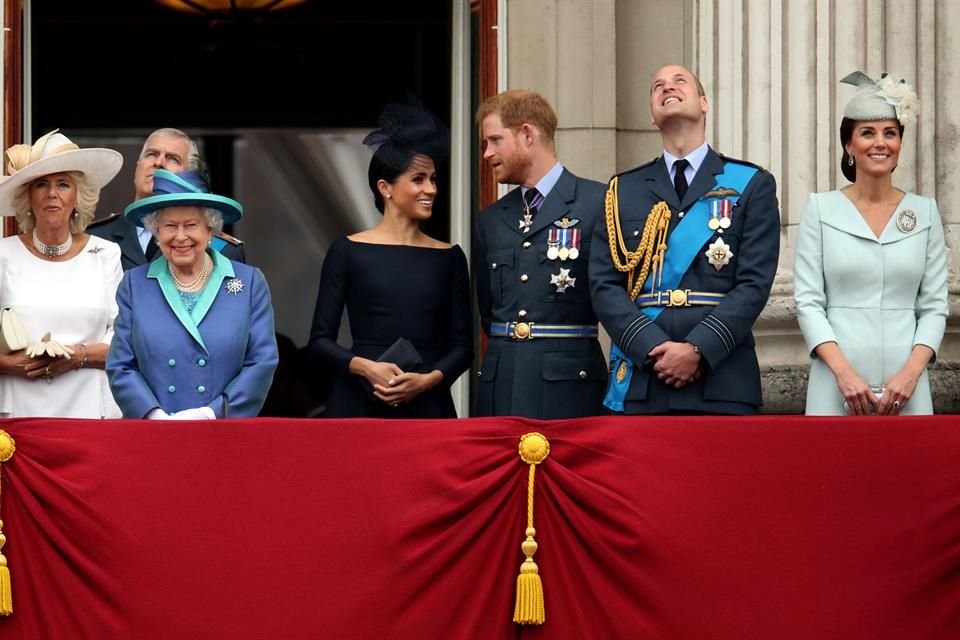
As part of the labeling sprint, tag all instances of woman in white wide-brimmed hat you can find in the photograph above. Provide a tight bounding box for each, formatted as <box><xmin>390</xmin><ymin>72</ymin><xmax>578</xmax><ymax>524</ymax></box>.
<box><xmin>794</xmin><ymin>72</ymin><xmax>948</xmax><ymax>416</ymax></box>
<box><xmin>0</xmin><ymin>130</ymin><xmax>124</xmax><ymax>418</ymax></box>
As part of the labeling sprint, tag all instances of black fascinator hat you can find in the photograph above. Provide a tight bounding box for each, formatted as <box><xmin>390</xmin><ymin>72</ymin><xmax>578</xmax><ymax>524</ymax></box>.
<box><xmin>363</xmin><ymin>98</ymin><xmax>449</xmax><ymax>168</ymax></box>
<box><xmin>363</xmin><ymin>98</ymin><xmax>449</xmax><ymax>213</ymax></box>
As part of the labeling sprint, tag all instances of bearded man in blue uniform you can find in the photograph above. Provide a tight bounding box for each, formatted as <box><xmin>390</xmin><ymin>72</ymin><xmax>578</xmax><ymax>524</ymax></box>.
<box><xmin>473</xmin><ymin>90</ymin><xmax>608</xmax><ymax>418</ymax></box>
<box><xmin>589</xmin><ymin>64</ymin><xmax>780</xmax><ymax>415</ymax></box>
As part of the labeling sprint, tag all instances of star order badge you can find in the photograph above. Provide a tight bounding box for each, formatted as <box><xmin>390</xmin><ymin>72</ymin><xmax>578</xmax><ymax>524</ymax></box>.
<box><xmin>550</xmin><ymin>268</ymin><xmax>576</xmax><ymax>293</ymax></box>
<box><xmin>225</xmin><ymin>278</ymin><xmax>245</xmax><ymax>295</ymax></box>
<box><xmin>705</xmin><ymin>238</ymin><xmax>734</xmax><ymax>271</ymax></box>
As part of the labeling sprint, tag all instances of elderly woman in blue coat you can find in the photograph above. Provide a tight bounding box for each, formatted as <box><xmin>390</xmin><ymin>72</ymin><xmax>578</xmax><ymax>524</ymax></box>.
<box><xmin>794</xmin><ymin>72</ymin><xmax>948</xmax><ymax>416</ymax></box>
<box><xmin>107</xmin><ymin>169</ymin><xmax>278</xmax><ymax>418</ymax></box>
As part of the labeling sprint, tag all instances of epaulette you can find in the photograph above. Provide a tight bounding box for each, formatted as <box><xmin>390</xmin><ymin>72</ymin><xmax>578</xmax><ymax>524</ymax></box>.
<box><xmin>718</xmin><ymin>154</ymin><xmax>768</xmax><ymax>173</ymax></box>
<box><xmin>216</xmin><ymin>230</ymin><xmax>244</xmax><ymax>246</ymax></box>
<box><xmin>609</xmin><ymin>155</ymin><xmax>661</xmax><ymax>182</ymax></box>
<box><xmin>85</xmin><ymin>212</ymin><xmax>122</xmax><ymax>229</ymax></box>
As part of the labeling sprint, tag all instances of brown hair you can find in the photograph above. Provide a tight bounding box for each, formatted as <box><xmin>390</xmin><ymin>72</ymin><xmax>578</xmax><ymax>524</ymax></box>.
<box><xmin>475</xmin><ymin>90</ymin><xmax>558</xmax><ymax>146</ymax></box>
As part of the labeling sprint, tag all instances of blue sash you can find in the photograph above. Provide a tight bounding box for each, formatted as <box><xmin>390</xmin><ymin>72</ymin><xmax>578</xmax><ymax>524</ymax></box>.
<box><xmin>603</xmin><ymin>162</ymin><xmax>758</xmax><ymax>411</ymax></box>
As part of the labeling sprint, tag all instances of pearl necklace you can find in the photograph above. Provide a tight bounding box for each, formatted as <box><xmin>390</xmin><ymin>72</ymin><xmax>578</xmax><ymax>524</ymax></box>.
<box><xmin>33</xmin><ymin>229</ymin><xmax>73</xmax><ymax>257</ymax></box>
<box><xmin>170</xmin><ymin>255</ymin><xmax>212</xmax><ymax>292</ymax></box>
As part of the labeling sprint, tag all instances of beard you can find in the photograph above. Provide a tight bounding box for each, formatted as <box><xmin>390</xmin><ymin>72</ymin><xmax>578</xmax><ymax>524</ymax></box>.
<box><xmin>495</xmin><ymin>149</ymin><xmax>534</xmax><ymax>186</ymax></box>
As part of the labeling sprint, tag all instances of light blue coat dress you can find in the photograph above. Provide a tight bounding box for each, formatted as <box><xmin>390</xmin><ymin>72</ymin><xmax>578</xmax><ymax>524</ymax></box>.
<box><xmin>107</xmin><ymin>250</ymin><xmax>278</xmax><ymax>418</ymax></box>
<box><xmin>794</xmin><ymin>190</ymin><xmax>948</xmax><ymax>415</ymax></box>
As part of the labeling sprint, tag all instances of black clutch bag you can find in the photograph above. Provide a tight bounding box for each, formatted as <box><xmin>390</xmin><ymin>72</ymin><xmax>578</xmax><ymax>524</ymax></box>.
<box><xmin>360</xmin><ymin>338</ymin><xmax>423</xmax><ymax>400</ymax></box>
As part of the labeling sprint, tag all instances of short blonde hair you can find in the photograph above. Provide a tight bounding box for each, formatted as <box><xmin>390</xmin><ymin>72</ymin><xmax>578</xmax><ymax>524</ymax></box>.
<box><xmin>12</xmin><ymin>170</ymin><xmax>100</xmax><ymax>234</ymax></box>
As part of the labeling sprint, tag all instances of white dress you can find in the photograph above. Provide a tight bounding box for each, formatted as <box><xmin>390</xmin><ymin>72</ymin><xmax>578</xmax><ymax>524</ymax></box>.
<box><xmin>794</xmin><ymin>191</ymin><xmax>948</xmax><ymax>415</ymax></box>
<box><xmin>0</xmin><ymin>234</ymin><xmax>123</xmax><ymax>418</ymax></box>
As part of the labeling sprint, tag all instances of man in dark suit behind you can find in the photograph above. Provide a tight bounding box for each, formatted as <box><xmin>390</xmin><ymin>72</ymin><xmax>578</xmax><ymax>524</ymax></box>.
<box><xmin>473</xmin><ymin>90</ymin><xmax>607</xmax><ymax>419</ymax></box>
<box><xmin>589</xmin><ymin>64</ymin><xmax>780</xmax><ymax>415</ymax></box>
<box><xmin>88</xmin><ymin>128</ymin><xmax>245</xmax><ymax>270</ymax></box>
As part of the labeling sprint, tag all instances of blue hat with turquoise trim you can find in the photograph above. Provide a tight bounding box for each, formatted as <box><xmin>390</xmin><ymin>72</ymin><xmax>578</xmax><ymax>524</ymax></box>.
<box><xmin>124</xmin><ymin>169</ymin><xmax>243</xmax><ymax>227</ymax></box>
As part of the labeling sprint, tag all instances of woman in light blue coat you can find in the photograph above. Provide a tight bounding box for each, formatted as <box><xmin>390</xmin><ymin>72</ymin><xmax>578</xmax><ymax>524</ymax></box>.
<box><xmin>794</xmin><ymin>72</ymin><xmax>947</xmax><ymax>416</ymax></box>
<box><xmin>107</xmin><ymin>169</ymin><xmax>278</xmax><ymax>418</ymax></box>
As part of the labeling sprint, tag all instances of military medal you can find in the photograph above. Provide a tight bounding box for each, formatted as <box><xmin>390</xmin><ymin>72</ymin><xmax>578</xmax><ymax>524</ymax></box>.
<box><xmin>896</xmin><ymin>209</ymin><xmax>917</xmax><ymax>233</ymax></box>
<box><xmin>547</xmin><ymin>228</ymin><xmax>560</xmax><ymax>260</ymax></box>
<box><xmin>705</xmin><ymin>238</ymin><xmax>733</xmax><ymax>271</ymax></box>
<box><xmin>558</xmin><ymin>246</ymin><xmax>570</xmax><ymax>261</ymax></box>
<box><xmin>568</xmin><ymin>228</ymin><xmax>581</xmax><ymax>260</ymax></box>
<box><xmin>519</xmin><ymin>188</ymin><xmax>544</xmax><ymax>233</ymax></box>
<box><xmin>718</xmin><ymin>199</ymin><xmax>732</xmax><ymax>230</ymax></box>
<box><xmin>519</xmin><ymin>211</ymin><xmax>534</xmax><ymax>233</ymax></box>
<box><xmin>550</xmin><ymin>267</ymin><xmax>576</xmax><ymax>293</ymax></box>
<box><xmin>708</xmin><ymin>201</ymin><xmax>722</xmax><ymax>230</ymax></box>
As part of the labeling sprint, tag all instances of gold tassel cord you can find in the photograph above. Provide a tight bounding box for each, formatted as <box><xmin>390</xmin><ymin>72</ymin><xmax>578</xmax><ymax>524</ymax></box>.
<box><xmin>513</xmin><ymin>432</ymin><xmax>550</xmax><ymax>625</ymax></box>
<box><xmin>604</xmin><ymin>177</ymin><xmax>671</xmax><ymax>301</ymax></box>
<box><xmin>0</xmin><ymin>429</ymin><xmax>15</xmax><ymax>616</ymax></box>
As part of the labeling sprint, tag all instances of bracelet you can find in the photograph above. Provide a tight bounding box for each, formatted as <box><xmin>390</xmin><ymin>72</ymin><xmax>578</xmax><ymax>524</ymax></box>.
<box><xmin>77</xmin><ymin>344</ymin><xmax>89</xmax><ymax>369</ymax></box>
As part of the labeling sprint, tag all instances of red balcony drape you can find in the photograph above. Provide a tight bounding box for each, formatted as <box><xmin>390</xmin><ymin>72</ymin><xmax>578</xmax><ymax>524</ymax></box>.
<box><xmin>0</xmin><ymin>415</ymin><xmax>958</xmax><ymax>639</ymax></box>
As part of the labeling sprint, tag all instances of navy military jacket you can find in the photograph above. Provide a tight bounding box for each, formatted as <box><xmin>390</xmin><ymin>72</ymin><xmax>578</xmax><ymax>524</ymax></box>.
<box><xmin>88</xmin><ymin>212</ymin><xmax>246</xmax><ymax>272</ymax></box>
<box><xmin>588</xmin><ymin>147</ymin><xmax>780</xmax><ymax>414</ymax></box>
<box><xmin>474</xmin><ymin>168</ymin><xmax>608</xmax><ymax>418</ymax></box>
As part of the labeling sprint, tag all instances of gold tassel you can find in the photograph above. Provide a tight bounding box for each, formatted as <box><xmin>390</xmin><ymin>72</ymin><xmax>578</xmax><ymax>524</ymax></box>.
<box><xmin>0</xmin><ymin>429</ymin><xmax>16</xmax><ymax>616</ymax></box>
<box><xmin>513</xmin><ymin>432</ymin><xmax>550</xmax><ymax>625</ymax></box>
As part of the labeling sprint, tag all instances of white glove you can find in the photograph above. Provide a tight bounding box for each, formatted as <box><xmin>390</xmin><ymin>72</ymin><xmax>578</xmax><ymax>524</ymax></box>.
<box><xmin>145</xmin><ymin>408</ymin><xmax>171</xmax><ymax>420</ymax></box>
<box><xmin>170</xmin><ymin>407</ymin><xmax>216</xmax><ymax>420</ymax></box>
<box><xmin>26</xmin><ymin>331</ymin><xmax>75</xmax><ymax>359</ymax></box>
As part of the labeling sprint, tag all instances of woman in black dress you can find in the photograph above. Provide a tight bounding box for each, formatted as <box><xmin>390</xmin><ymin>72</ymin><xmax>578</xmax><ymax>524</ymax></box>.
<box><xmin>309</xmin><ymin>102</ymin><xmax>472</xmax><ymax>418</ymax></box>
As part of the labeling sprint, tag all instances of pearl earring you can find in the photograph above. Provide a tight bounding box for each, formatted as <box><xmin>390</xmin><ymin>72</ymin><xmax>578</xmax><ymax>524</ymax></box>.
<box><xmin>848</xmin><ymin>156</ymin><xmax>854</xmax><ymax>167</ymax></box>
<box><xmin>386</xmin><ymin>194</ymin><xmax>392</xmax><ymax>199</ymax></box>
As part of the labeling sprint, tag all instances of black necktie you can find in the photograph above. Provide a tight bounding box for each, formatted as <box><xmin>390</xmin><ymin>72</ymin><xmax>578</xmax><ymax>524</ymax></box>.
<box><xmin>673</xmin><ymin>158</ymin><xmax>689</xmax><ymax>202</ymax></box>
<box><xmin>145</xmin><ymin>237</ymin><xmax>159</xmax><ymax>261</ymax></box>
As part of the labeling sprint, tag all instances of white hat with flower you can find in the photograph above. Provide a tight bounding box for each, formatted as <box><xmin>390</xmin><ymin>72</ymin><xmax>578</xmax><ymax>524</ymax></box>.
<box><xmin>841</xmin><ymin>71</ymin><xmax>920</xmax><ymax>126</ymax></box>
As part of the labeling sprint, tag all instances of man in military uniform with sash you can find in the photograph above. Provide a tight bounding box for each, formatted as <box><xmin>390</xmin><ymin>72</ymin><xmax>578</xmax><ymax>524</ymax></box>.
<box><xmin>474</xmin><ymin>90</ymin><xmax>608</xmax><ymax>418</ymax></box>
<box><xmin>88</xmin><ymin>128</ymin><xmax>245</xmax><ymax>270</ymax></box>
<box><xmin>589</xmin><ymin>65</ymin><xmax>780</xmax><ymax>414</ymax></box>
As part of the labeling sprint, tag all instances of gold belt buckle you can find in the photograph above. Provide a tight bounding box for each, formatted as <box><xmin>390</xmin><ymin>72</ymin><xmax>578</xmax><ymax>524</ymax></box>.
<box><xmin>512</xmin><ymin>322</ymin><xmax>533</xmax><ymax>340</ymax></box>
<box><xmin>665</xmin><ymin>289</ymin><xmax>691</xmax><ymax>307</ymax></box>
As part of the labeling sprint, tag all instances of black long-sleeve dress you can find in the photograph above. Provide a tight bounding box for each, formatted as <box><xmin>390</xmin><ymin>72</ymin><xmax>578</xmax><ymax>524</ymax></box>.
<box><xmin>308</xmin><ymin>235</ymin><xmax>473</xmax><ymax>418</ymax></box>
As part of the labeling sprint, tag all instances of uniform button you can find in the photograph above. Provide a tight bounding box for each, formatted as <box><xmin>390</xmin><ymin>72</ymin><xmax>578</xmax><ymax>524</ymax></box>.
<box><xmin>198</xmin><ymin>385</ymin><xmax>206</xmax><ymax>393</ymax></box>
<box><xmin>168</xmin><ymin>358</ymin><xmax>176</xmax><ymax>366</ymax></box>
<box><xmin>518</xmin><ymin>309</ymin><xmax>527</xmax><ymax>318</ymax></box>
<box><xmin>523</xmin><ymin>241</ymin><xmax>531</xmax><ymax>249</ymax></box>
<box><xmin>633</xmin><ymin>229</ymin><xmax>640</xmax><ymax>237</ymax></box>
<box><xmin>476</xmin><ymin>370</ymin><xmax>482</xmax><ymax>377</ymax></box>
<box><xmin>520</xmin><ymin>274</ymin><xmax>529</xmax><ymax>282</ymax></box>
<box><xmin>168</xmin><ymin>385</ymin><xmax>176</xmax><ymax>393</ymax></box>
<box><xmin>491</xmin><ymin>262</ymin><xmax>497</xmax><ymax>269</ymax></box>
<box><xmin>198</xmin><ymin>359</ymin><xmax>206</xmax><ymax>367</ymax></box>
<box><xmin>579</xmin><ymin>370</ymin><xmax>588</xmax><ymax>379</ymax></box>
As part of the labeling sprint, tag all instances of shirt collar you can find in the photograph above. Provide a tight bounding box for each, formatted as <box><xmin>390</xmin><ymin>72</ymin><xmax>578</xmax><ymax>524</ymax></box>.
<box><xmin>663</xmin><ymin>142</ymin><xmax>709</xmax><ymax>176</ymax></box>
<box><xmin>521</xmin><ymin>162</ymin><xmax>564</xmax><ymax>199</ymax></box>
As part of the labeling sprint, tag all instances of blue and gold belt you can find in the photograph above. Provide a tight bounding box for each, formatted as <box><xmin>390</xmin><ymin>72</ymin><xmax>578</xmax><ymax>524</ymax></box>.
<box><xmin>635</xmin><ymin>290</ymin><xmax>726</xmax><ymax>308</ymax></box>
<box><xmin>489</xmin><ymin>321</ymin><xmax>599</xmax><ymax>340</ymax></box>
